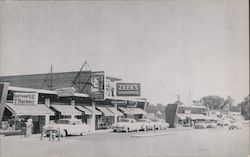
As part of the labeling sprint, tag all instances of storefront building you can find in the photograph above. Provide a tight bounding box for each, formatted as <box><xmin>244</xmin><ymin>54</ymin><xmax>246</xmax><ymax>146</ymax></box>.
<box><xmin>0</xmin><ymin>71</ymin><xmax>148</xmax><ymax>133</ymax></box>
<box><xmin>166</xmin><ymin>104</ymin><xmax>210</xmax><ymax>127</ymax></box>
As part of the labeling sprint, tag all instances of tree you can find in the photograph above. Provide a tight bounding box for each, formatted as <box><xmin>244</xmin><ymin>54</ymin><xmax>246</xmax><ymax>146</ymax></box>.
<box><xmin>201</xmin><ymin>96</ymin><xmax>225</xmax><ymax>110</ymax></box>
<box><xmin>223</xmin><ymin>96</ymin><xmax>235</xmax><ymax>107</ymax></box>
<box><xmin>238</xmin><ymin>95</ymin><xmax>250</xmax><ymax>120</ymax></box>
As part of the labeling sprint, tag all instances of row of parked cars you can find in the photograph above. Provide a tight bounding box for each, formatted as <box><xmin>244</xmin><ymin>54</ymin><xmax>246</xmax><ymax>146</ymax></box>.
<box><xmin>194</xmin><ymin>120</ymin><xmax>243</xmax><ymax>130</ymax></box>
<box><xmin>42</xmin><ymin>118</ymin><xmax>169</xmax><ymax>137</ymax></box>
<box><xmin>112</xmin><ymin>118</ymin><xmax>169</xmax><ymax>132</ymax></box>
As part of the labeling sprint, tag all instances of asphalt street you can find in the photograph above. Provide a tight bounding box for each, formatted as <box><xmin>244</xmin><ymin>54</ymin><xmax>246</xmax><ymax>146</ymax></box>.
<box><xmin>1</xmin><ymin>127</ymin><xmax>249</xmax><ymax>157</ymax></box>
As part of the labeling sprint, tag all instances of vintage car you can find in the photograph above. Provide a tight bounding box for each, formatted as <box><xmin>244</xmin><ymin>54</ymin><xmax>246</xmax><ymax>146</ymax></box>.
<box><xmin>137</xmin><ymin>119</ymin><xmax>155</xmax><ymax>131</ymax></box>
<box><xmin>194</xmin><ymin>122</ymin><xmax>206</xmax><ymax>129</ymax></box>
<box><xmin>43</xmin><ymin>119</ymin><xmax>90</xmax><ymax>137</ymax></box>
<box><xmin>153</xmin><ymin>119</ymin><xmax>169</xmax><ymax>130</ymax></box>
<box><xmin>228</xmin><ymin>121</ymin><xmax>242</xmax><ymax>130</ymax></box>
<box><xmin>112</xmin><ymin>118</ymin><xmax>141</xmax><ymax>132</ymax></box>
<box><xmin>206</xmin><ymin>122</ymin><xmax>217</xmax><ymax>128</ymax></box>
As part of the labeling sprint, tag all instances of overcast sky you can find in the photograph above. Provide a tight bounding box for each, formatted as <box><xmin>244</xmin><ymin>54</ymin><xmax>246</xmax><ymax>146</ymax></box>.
<box><xmin>0</xmin><ymin>0</ymin><xmax>249</xmax><ymax>104</ymax></box>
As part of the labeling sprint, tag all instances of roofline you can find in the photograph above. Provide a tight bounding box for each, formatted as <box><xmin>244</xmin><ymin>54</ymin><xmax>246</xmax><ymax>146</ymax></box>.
<box><xmin>0</xmin><ymin>71</ymin><xmax>92</xmax><ymax>77</ymax></box>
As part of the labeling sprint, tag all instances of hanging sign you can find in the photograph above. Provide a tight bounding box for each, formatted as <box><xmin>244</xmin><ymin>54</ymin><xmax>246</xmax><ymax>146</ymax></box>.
<box><xmin>90</xmin><ymin>71</ymin><xmax>105</xmax><ymax>100</ymax></box>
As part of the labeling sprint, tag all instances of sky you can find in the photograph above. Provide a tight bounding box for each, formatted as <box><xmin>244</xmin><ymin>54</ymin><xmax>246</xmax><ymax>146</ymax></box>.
<box><xmin>0</xmin><ymin>0</ymin><xmax>249</xmax><ymax>105</ymax></box>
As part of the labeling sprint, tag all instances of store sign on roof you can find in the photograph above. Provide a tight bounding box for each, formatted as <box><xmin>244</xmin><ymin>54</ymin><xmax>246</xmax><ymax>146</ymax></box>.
<box><xmin>90</xmin><ymin>71</ymin><xmax>105</xmax><ymax>100</ymax></box>
<box><xmin>13</xmin><ymin>92</ymin><xmax>38</xmax><ymax>105</ymax></box>
<box><xmin>116</xmin><ymin>83</ymin><xmax>141</xmax><ymax>96</ymax></box>
<box><xmin>56</xmin><ymin>87</ymin><xmax>76</xmax><ymax>97</ymax></box>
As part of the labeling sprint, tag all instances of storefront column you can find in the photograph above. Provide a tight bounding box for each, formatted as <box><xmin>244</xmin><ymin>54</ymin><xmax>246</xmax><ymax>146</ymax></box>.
<box><xmin>45</xmin><ymin>114</ymin><xmax>50</xmax><ymax>126</ymax></box>
<box><xmin>114</xmin><ymin>103</ymin><xmax>118</xmax><ymax>123</ymax></box>
<box><xmin>90</xmin><ymin>101</ymin><xmax>96</xmax><ymax>131</ymax></box>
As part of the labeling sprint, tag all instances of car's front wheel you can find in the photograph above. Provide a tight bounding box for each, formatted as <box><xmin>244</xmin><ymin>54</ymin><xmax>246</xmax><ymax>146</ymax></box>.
<box><xmin>61</xmin><ymin>130</ymin><xmax>67</xmax><ymax>137</ymax></box>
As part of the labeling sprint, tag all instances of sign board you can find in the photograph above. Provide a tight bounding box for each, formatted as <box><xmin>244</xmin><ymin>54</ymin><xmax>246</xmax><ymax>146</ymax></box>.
<box><xmin>111</xmin><ymin>100</ymin><xmax>127</xmax><ymax>104</ymax></box>
<box><xmin>56</xmin><ymin>87</ymin><xmax>76</xmax><ymax>97</ymax></box>
<box><xmin>90</xmin><ymin>71</ymin><xmax>105</xmax><ymax>100</ymax></box>
<box><xmin>13</xmin><ymin>92</ymin><xmax>38</xmax><ymax>105</ymax></box>
<box><xmin>116</xmin><ymin>83</ymin><xmax>141</xmax><ymax>96</ymax></box>
<box><xmin>184</xmin><ymin>110</ymin><xmax>191</xmax><ymax>114</ymax></box>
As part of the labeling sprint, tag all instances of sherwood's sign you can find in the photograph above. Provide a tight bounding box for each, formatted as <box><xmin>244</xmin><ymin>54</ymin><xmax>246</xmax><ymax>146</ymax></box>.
<box><xmin>90</xmin><ymin>71</ymin><xmax>105</xmax><ymax>100</ymax></box>
<box><xmin>13</xmin><ymin>92</ymin><xmax>38</xmax><ymax>105</ymax></box>
<box><xmin>116</xmin><ymin>83</ymin><xmax>141</xmax><ymax>96</ymax></box>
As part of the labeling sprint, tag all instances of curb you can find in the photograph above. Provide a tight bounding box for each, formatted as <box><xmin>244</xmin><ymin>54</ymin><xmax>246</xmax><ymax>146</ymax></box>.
<box><xmin>131</xmin><ymin>132</ymin><xmax>169</xmax><ymax>138</ymax></box>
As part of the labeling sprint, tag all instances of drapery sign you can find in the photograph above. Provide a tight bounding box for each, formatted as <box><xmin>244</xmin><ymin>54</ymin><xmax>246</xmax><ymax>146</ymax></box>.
<box><xmin>13</xmin><ymin>92</ymin><xmax>38</xmax><ymax>105</ymax></box>
<box><xmin>116</xmin><ymin>83</ymin><xmax>141</xmax><ymax>96</ymax></box>
<box><xmin>90</xmin><ymin>71</ymin><xmax>105</xmax><ymax>100</ymax></box>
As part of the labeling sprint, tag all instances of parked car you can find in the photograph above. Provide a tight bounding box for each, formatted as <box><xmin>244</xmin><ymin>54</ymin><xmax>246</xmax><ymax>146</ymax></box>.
<box><xmin>43</xmin><ymin>119</ymin><xmax>90</xmax><ymax>137</ymax></box>
<box><xmin>137</xmin><ymin>119</ymin><xmax>155</xmax><ymax>131</ymax></box>
<box><xmin>206</xmin><ymin>122</ymin><xmax>217</xmax><ymax>128</ymax></box>
<box><xmin>228</xmin><ymin>121</ymin><xmax>242</xmax><ymax>130</ymax></box>
<box><xmin>112</xmin><ymin>118</ymin><xmax>141</xmax><ymax>132</ymax></box>
<box><xmin>194</xmin><ymin>122</ymin><xmax>206</xmax><ymax>129</ymax></box>
<box><xmin>153</xmin><ymin>119</ymin><xmax>169</xmax><ymax>130</ymax></box>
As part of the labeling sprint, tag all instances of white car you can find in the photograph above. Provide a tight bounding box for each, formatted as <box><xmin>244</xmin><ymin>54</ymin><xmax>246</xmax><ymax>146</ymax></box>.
<box><xmin>206</xmin><ymin>122</ymin><xmax>217</xmax><ymax>128</ymax></box>
<box><xmin>43</xmin><ymin>119</ymin><xmax>90</xmax><ymax>137</ymax></box>
<box><xmin>112</xmin><ymin>118</ymin><xmax>141</xmax><ymax>132</ymax></box>
<box><xmin>153</xmin><ymin>119</ymin><xmax>169</xmax><ymax>130</ymax></box>
<box><xmin>137</xmin><ymin>119</ymin><xmax>155</xmax><ymax>131</ymax></box>
<box><xmin>229</xmin><ymin>121</ymin><xmax>242</xmax><ymax>130</ymax></box>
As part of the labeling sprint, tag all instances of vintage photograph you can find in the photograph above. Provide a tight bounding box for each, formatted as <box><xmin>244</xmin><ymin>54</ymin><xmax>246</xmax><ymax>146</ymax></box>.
<box><xmin>0</xmin><ymin>0</ymin><xmax>249</xmax><ymax>157</ymax></box>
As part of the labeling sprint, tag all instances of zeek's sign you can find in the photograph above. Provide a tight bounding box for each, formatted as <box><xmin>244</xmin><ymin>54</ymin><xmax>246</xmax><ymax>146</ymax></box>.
<box><xmin>116</xmin><ymin>83</ymin><xmax>141</xmax><ymax>96</ymax></box>
<box><xmin>13</xmin><ymin>92</ymin><xmax>38</xmax><ymax>105</ymax></box>
<box><xmin>90</xmin><ymin>71</ymin><xmax>105</xmax><ymax>100</ymax></box>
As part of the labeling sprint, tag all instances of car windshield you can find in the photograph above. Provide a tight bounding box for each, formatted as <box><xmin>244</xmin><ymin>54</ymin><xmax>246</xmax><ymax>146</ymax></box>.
<box><xmin>119</xmin><ymin>119</ymin><xmax>130</xmax><ymax>123</ymax></box>
<box><xmin>57</xmin><ymin>120</ymin><xmax>70</xmax><ymax>124</ymax></box>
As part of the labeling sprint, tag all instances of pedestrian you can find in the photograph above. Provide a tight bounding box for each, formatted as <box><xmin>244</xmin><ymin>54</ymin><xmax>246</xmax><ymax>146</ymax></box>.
<box><xmin>27</xmin><ymin>117</ymin><xmax>33</xmax><ymax>136</ymax></box>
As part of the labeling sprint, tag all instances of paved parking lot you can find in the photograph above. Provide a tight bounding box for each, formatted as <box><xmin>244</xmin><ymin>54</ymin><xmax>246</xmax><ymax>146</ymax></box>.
<box><xmin>1</xmin><ymin>127</ymin><xmax>249</xmax><ymax>157</ymax></box>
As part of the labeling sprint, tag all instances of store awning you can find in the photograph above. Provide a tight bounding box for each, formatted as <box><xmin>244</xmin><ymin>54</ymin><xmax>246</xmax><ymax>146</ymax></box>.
<box><xmin>186</xmin><ymin>114</ymin><xmax>207</xmax><ymax>120</ymax></box>
<box><xmin>96</xmin><ymin>107</ymin><xmax>114</xmax><ymax>116</ymax></box>
<box><xmin>5</xmin><ymin>103</ymin><xmax>54</xmax><ymax>116</ymax></box>
<box><xmin>128</xmin><ymin>107</ymin><xmax>147</xmax><ymax>114</ymax></box>
<box><xmin>118</xmin><ymin>107</ymin><xmax>134</xmax><ymax>115</ymax></box>
<box><xmin>106</xmin><ymin>107</ymin><xmax>123</xmax><ymax>116</ymax></box>
<box><xmin>84</xmin><ymin>106</ymin><xmax>102</xmax><ymax>115</ymax></box>
<box><xmin>75</xmin><ymin>106</ymin><xmax>92</xmax><ymax>115</ymax></box>
<box><xmin>51</xmin><ymin>105</ymin><xmax>82</xmax><ymax>116</ymax></box>
<box><xmin>177</xmin><ymin>114</ymin><xmax>187</xmax><ymax>120</ymax></box>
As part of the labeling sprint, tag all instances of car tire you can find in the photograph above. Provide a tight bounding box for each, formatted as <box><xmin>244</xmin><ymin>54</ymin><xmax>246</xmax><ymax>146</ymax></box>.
<box><xmin>113</xmin><ymin>130</ymin><xmax>116</xmax><ymax>132</ymax></box>
<box><xmin>61</xmin><ymin>130</ymin><xmax>67</xmax><ymax>137</ymax></box>
<box><xmin>80</xmin><ymin>132</ymin><xmax>85</xmax><ymax>136</ymax></box>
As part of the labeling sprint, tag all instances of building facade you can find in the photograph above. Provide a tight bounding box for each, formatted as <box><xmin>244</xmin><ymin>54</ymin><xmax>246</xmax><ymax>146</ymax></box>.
<box><xmin>0</xmin><ymin>71</ymin><xmax>147</xmax><ymax>133</ymax></box>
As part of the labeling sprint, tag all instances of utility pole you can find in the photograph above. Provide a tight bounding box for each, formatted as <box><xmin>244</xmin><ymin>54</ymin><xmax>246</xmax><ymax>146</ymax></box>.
<box><xmin>50</xmin><ymin>65</ymin><xmax>53</xmax><ymax>90</ymax></box>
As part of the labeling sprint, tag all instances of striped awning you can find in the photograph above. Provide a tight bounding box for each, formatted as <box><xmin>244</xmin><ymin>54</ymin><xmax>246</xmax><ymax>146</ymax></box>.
<box><xmin>177</xmin><ymin>114</ymin><xmax>188</xmax><ymax>120</ymax></box>
<box><xmin>106</xmin><ymin>107</ymin><xmax>123</xmax><ymax>116</ymax></box>
<box><xmin>84</xmin><ymin>106</ymin><xmax>102</xmax><ymax>115</ymax></box>
<box><xmin>118</xmin><ymin>107</ymin><xmax>134</xmax><ymax>115</ymax></box>
<box><xmin>186</xmin><ymin>114</ymin><xmax>207</xmax><ymax>120</ymax></box>
<box><xmin>128</xmin><ymin>107</ymin><xmax>147</xmax><ymax>114</ymax></box>
<box><xmin>96</xmin><ymin>107</ymin><xmax>114</xmax><ymax>116</ymax></box>
<box><xmin>75</xmin><ymin>106</ymin><xmax>92</xmax><ymax>115</ymax></box>
<box><xmin>5</xmin><ymin>103</ymin><xmax>54</xmax><ymax>116</ymax></box>
<box><xmin>51</xmin><ymin>105</ymin><xmax>82</xmax><ymax>116</ymax></box>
